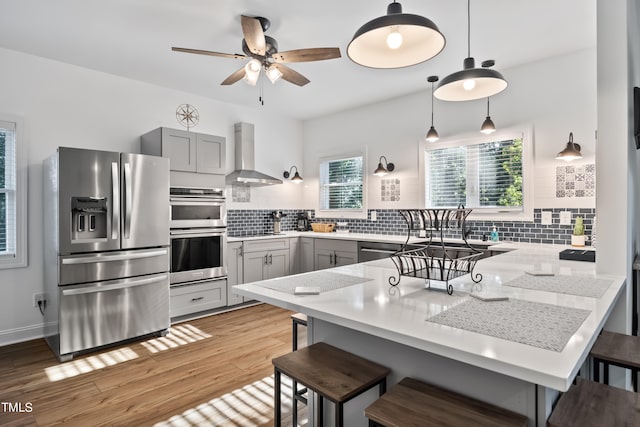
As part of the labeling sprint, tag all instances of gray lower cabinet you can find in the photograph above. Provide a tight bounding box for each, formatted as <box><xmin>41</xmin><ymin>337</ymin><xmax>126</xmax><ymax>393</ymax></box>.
<box><xmin>140</xmin><ymin>127</ymin><xmax>226</xmax><ymax>174</ymax></box>
<box><xmin>300</xmin><ymin>237</ymin><xmax>315</xmax><ymax>273</ymax></box>
<box><xmin>227</xmin><ymin>241</ymin><xmax>244</xmax><ymax>306</ymax></box>
<box><xmin>170</xmin><ymin>278</ymin><xmax>227</xmax><ymax>318</ymax></box>
<box><xmin>314</xmin><ymin>239</ymin><xmax>358</xmax><ymax>270</ymax></box>
<box><xmin>289</xmin><ymin>237</ymin><xmax>300</xmax><ymax>275</ymax></box>
<box><xmin>243</xmin><ymin>238</ymin><xmax>290</xmax><ymax>282</ymax></box>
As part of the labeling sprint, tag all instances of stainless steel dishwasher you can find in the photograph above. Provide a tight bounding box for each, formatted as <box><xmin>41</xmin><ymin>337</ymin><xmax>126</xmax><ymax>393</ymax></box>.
<box><xmin>357</xmin><ymin>241</ymin><xmax>404</xmax><ymax>262</ymax></box>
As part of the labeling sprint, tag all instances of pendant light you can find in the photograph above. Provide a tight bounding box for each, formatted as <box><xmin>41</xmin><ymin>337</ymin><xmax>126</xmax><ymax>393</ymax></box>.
<box><xmin>480</xmin><ymin>97</ymin><xmax>496</xmax><ymax>134</ymax></box>
<box><xmin>434</xmin><ymin>0</ymin><xmax>507</xmax><ymax>101</ymax></box>
<box><xmin>347</xmin><ymin>1</ymin><xmax>446</xmax><ymax>69</ymax></box>
<box><xmin>556</xmin><ymin>132</ymin><xmax>582</xmax><ymax>161</ymax></box>
<box><xmin>426</xmin><ymin>75</ymin><xmax>440</xmax><ymax>142</ymax></box>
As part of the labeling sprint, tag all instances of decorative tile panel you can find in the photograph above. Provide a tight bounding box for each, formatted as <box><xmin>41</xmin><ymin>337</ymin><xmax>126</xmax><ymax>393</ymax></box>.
<box><xmin>556</xmin><ymin>164</ymin><xmax>595</xmax><ymax>198</ymax></box>
<box><xmin>381</xmin><ymin>178</ymin><xmax>400</xmax><ymax>202</ymax></box>
<box><xmin>231</xmin><ymin>185</ymin><xmax>251</xmax><ymax>203</ymax></box>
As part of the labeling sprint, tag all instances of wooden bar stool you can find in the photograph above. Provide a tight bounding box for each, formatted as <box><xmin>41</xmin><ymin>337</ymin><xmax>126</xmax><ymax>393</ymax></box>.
<box><xmin>548</xmin><ymin>378</ymin><xmax>640</xmax><ymax>426</ymax></box>
<box><xmin>365</xmin><ymin>377</ymin><xmax>528</xmax><ymax>427</ymax></box>
<box><xmin>272</xmin><ymin>341</ymin><xmax>390</xmax><ymax>427</ymax></box>
<box><xmin>290</xmin><ymin>312</ymin><xmax>308</xmax><ymax>423</ymax></box>
<box><xmin>590</xmin><ymin>330</ymin><xmax>640</xmax><ymax>392</ymax></box>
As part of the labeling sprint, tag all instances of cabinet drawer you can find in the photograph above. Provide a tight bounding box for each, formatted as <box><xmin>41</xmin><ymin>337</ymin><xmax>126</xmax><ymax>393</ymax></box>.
<box><xmin>170</xmin><ymin>278</ymin><xmax>227</xmax><ymax>317</ymax></box>
<box><xmin>243</xmin><ymin>238</ymin><xmax>290</xmax><ymax>253</ymax></box>
<box><xmin>314</xmin><ymin>238</ymin><xmax>357</xmax><ymax>253</ymax></box>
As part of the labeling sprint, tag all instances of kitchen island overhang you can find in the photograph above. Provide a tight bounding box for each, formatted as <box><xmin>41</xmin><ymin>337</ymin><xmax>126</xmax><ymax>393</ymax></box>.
<box><xmin>234</xmin><ymin>242</ymin><xmax>625</xmax><ymax>425</ymax></box>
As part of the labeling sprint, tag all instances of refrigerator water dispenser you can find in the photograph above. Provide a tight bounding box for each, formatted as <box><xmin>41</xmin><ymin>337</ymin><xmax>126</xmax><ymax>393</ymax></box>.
<box><xmin>71</xmin><ymin>197</ymin><xmax>108</xmax><ymax>241</ymax></box>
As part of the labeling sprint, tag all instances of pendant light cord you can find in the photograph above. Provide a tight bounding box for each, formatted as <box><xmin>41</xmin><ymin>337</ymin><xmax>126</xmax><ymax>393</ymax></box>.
<box><xmin>467</xmin><ymin>0</ymin><xmax>471</xmax><ymax>58</ymax></box>
<box><xmin>486</xmin><ymin>97</ymin><xmax>490</xmax><ymax>115</ymax></box>
<box><xmin>431</xmin><ymin>82</ymin><xmax>435</xmax><ymax>125</ymax></box>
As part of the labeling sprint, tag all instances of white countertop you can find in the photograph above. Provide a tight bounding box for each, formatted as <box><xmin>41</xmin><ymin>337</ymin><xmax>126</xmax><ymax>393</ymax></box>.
<box><xmin>234</xmin><ymin>242</ymin><xmax>624</xmax><ymax>392</ymax></box>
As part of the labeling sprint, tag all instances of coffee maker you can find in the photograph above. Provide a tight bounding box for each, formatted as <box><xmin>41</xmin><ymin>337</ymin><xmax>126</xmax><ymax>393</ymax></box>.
<box><xmin>297</xmin><ymin>212</ymin><xmax>310</xmax><ymax>231</ymax></box>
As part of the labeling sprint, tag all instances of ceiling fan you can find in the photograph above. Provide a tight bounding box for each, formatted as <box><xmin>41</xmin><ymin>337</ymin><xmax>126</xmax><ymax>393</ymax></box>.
<box><xmin>172</xmin><ymin>15</ymin><xmax>341</xmax><ymax>87</ymax></box>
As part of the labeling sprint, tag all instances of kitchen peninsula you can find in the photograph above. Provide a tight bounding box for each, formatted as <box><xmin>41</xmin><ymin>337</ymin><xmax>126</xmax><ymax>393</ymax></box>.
<box><xmin>234</xmin><ymin>242</ymin><xmax>625</xmax><ymax>427</ymax></box>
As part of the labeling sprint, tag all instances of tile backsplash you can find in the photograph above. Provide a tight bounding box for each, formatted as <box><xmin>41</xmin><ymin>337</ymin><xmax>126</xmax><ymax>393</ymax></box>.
<box><xmin>228</xmin><ymin>208</ymin><xmax>596</xmax><ymax>246</ymax></box>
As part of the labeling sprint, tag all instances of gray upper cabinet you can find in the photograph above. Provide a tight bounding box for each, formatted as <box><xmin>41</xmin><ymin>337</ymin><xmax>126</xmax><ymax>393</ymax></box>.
<box><xmin>141</xmin><ymin>127</ymin><xmax>226</xmax><ymax>175</ymax></box>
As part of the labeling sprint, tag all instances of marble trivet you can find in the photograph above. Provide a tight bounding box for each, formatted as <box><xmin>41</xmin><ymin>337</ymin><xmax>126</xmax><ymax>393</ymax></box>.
<box><xmin>255</xmin><ymin>271</ymin><xmax>373</xmax><ymax>295</ymax></box>
<box><xmin>503</xmin><ymin>274</ymin><xmax>612</xmax><ymax>298</ymax></box>
<box><xmin>426</xmin><ymin>298</ymin><xmax>590</xmax><ymax>352</ymax></box>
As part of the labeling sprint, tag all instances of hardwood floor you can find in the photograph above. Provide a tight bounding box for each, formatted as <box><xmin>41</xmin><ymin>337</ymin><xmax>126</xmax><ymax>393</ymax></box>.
<box><xmin>0</xmin><ymin>304</ymin><xmax>304</xmax><ymax>426</ymax></box>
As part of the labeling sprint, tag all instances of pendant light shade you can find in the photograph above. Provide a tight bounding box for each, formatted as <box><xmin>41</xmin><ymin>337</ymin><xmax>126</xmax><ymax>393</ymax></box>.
<box><xmin>434</xmin><ymin>0</ymin><xmax>507</xmax><ymax>101</ymax></box>
<box><xmin>480</xmin><ymin>97</ymin><xmax>496</xmax><ymax>134</ymax></box>
<box><xmin>374</xmin><ymin>156</ymin><xmax>395</xmax><ymax>176</ymax></box>
<box><xmin>347</xmin><ymin>1</ymin><xmax>446</xmax><ymax>69</ymax></box>
<box><xmin>283</xmin><ymin>166</ymin><xmax>304</xmax><ymax>183</ymax></box>
<box><xmin>426</xmin><ymin>75</ymin><xmax>440</xmax><ymax>142</ymax></box>
<box><xmin>556</xmin><ymin>133</ymin><xmax>582</xmax><ymax>161</ymax></box>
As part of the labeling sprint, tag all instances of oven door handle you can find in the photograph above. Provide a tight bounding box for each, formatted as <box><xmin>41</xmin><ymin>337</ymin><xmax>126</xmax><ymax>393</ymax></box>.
<box><xmin>170</xmin><ymin>229</ymin><xmax>226</xmax><ymax>238</ymax></box>
<box><xmin>170</xmin><ymin>198</ymin><xmax>225</xmax><ymax>205</ymax></box>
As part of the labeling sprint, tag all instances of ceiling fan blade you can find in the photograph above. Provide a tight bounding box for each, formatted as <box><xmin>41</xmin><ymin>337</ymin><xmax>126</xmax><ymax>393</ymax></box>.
<box><xmin>221</xmin><ymin>66</ymin><xmax>247</xmax><ymax>85</ymax></box>
<box><xmin>272</xmin><ymin>63</ymin><xmax>310</xmax><ymax>87</ymax></box>
<box><xmin>241</xmin><ymin>15</ymin><xmax>266</xmax><ymax>56</ymax></box>
<box><xmin>272</xmin><ymin>47</ymin><xmax>342</xmax><ymax>63</ymax></box>
<box><xmin>172</xmin><ymin>47</ymin><xmax>245</xmax><ymax>60</ymax></box>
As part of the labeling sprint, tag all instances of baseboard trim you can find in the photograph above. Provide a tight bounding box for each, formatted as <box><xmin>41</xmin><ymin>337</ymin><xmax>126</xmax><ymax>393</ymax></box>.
<box><xmin>0</xmin><ymin>322</ymin><xmax>51</xmax><ymax>347</ymax></box>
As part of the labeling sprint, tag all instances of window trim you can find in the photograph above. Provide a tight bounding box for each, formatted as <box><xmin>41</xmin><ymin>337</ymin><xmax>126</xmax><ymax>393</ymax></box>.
<box><xmin>316</xmin><ymin>150</ymin><xmax>368</xmax><ymax>219</ymax></box>
<box><xmin>418</xmin><ymin>124</ymin><xmax>533</xmax><ymax>221</ymax></box>
<box><xmin>0</xmin><ymin>114</ymin><xmax>27</xmax><ymax>269</ymax></box>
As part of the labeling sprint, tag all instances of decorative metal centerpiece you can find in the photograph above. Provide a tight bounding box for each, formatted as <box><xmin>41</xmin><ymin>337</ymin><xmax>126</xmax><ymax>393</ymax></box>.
<box><xmin>389</xmin><ymin>208</ymin><xmax>483</xmax><ymax>295</ymax></box>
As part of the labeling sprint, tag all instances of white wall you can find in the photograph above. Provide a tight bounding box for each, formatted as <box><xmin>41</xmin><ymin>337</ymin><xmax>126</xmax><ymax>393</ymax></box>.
<box><xmin>302</xmin><ymin>49</ymin><xmax>598</xmax><ymax>213</ymax></box>
<box><xmin>0</xmin><ymin>47</ymin><xmax>304</xmax><ymax>345</ymax></box>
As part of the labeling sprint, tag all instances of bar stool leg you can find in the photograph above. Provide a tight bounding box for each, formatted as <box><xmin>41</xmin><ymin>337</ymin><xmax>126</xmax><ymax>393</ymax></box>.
<box><xmin>594</xmin><ymin>358</ymin><xmax>600</xmax><ymax>382</ymax></box>
<box><xmin>317</xmin><ymin>395</ymin><xmax>324</xmax><ymax>426</ymax></box>
<box><xmin>274</xmin><ymin>368</ymin><xmax>282</xmax><ymax>426</ymax></box>
<box><xmin>292</xmin><ymin>377</ymin><xmax>298</xmax><ymax>426</ymax></box>
<box><xmin>603</xmin><ymin>361</ymin><xmax>610</xmax><ymax>385</ymax></box>
<box><xmin>336</xmin><ymin>402</ymin><xmax>343</xmax><ymax>427</ymax></box>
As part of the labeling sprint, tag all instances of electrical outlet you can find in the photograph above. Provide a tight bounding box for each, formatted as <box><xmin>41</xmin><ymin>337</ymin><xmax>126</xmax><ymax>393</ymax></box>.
<box><xmin>541</xmin><ymin>211</ymin><xmax>552</xmax><ymax>225</ymax></box>
<box><xmin>559</xmin><ymin>211</ymin><xmax>572</xmax><ymax>225</ymax></box>
<box><xmin>370</xmin><ymin>211</ymin><xmax>377</xmax><ymax>221</ymax></box>
<box><xmin>33</xmin><ymin>293</ymin><xmax>46</xmax><ymax>308</ymax></box>
<box><xmin>418</xmin><ymin>230</ymin><xmax>427</xmax><ymax>238</ymax></box>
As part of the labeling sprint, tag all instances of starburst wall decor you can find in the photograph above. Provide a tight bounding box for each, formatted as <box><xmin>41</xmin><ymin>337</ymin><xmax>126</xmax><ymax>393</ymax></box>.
<box><xmin>176</xmin><ymin>104</ymin><xmax>199</xmax><ymax>131</ymax></box>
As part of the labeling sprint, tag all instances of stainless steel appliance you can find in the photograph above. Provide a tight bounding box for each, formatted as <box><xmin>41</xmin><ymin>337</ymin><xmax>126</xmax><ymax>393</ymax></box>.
<box><xmin>169</xmin><ymin>187</ymin><xmax>227</xmax><ymax>285</ymax></box>
<box><xmin>170</xmin><ymin>187</ymin><xmax>226</xmax><ymax>229</ymax></box>
<box><xmin>270</xmin><ymin>210</ymin><xmax>286</xmax><ymax>235</ymax></box>
<box><xmin>43</xmin><ymin>147</ymin><xmax>170</xmax><ymax>361</ymax></box>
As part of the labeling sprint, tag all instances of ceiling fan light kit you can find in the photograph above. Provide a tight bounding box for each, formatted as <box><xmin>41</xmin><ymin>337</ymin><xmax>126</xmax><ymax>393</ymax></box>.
<box><xmin>347</xmin><ymin>1</ymin><xmax>446</xmax><ymax>69</ymax></box>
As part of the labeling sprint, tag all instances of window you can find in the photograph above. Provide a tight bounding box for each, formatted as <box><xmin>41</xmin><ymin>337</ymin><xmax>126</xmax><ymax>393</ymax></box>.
<box><xmin>0</xmin><ymin>117</ymin><xmax>27</xmax><ymax>268</ymax></box>
<box><xmin>420</xmin><ymin>127</ymin><xmax>532</xmax><ymax>219</ymax></box>
<box><xmin>318</xmin><ymin>153</ymin><xmax>365</xmax><ymax>216</ymax></box>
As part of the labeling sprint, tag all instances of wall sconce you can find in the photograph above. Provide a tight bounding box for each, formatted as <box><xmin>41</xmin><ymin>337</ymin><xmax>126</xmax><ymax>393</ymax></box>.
<box><xmin>555</xmin><ymin>132</ymin><xmax>583</xmax><ymax>161</ymax></box>
<box><xmin>373</xmin><ymin>156</ymin><xmax>395</xmax><ymax>176</ymax></box>
<box><xmin>346</xmin><ymin>1</ymin><xmax>445</xmax><ymax>69</ymax></box>
<box><xmin>283</xmin><ymin>166</ymin><xmax>304</xmax><ymax>183</ymax></box>
<box><xmin>480</xmin><ymin>97</ymin><xmax>496</xmax><ymax>134</ymax></box>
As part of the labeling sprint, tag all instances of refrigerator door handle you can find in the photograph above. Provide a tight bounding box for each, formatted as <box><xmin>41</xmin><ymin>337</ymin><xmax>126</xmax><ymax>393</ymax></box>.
<box><xmin>62</xmin><ymin>273</ymin><xmax>168</xmax><ymax>296</ymax></box>
<box><xmin>123</xmin><ymin>162</ymin><xmax>132</xmax><ymax>239</ymax></box>
<box><xmin>111</xmin><ymin>162</ymin><xmax>120</xmax><ymax>240</ymax></box>
<box><xmin>62</xmin><ymin>248</ymin><xmax>169</xmax><ymax>265</ymax></box>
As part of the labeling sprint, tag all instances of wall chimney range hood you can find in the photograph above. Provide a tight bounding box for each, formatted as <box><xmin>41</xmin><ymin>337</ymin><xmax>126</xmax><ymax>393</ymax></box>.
<box><xmin>225</xmin><ymin>122</ymin><xmax>283</xmax><ymax>186</ymax></box>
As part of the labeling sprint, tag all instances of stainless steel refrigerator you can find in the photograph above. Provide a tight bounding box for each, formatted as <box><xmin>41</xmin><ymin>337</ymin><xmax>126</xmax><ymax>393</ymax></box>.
<box><xmin>43</xmin><ymin>147</ymin><xmax>170</xmax><ymax>361</ymax></box>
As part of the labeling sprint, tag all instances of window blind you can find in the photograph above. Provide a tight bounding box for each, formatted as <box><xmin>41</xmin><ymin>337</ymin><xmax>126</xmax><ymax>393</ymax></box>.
<box><xmin>425</xmin><ymin>138</ymin><xmax>523</xmax><ymax>210</ymax></box>
<box><xmin>319</xmin><ymin>156</ymin><xmax>363</xmax><ymax>210</ymax></box>
<box><xmin>0</xmin><ymin>120</ymin><xmax>17</xmax><ymax>257</ymax></box>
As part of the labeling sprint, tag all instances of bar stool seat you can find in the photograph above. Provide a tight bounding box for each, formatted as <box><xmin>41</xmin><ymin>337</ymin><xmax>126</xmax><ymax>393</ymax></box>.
<box><xmin>272</xmin><ymin>341</ymin><xmax>390</xmax><ymax>427</ymax></box>
<box><xmin>365</xmin><ymin>377</ymin><xmax>528</xmax><ymax>427</ymax></box>
<box><xmin>591</xmin><ymin>330</ymin><xmax>640</xmax><ymax>392</ymax></box>
<box><xmin>548</xmin><ymin>378</ymin><xmax>640</xmax><ymax>426</ymax></box>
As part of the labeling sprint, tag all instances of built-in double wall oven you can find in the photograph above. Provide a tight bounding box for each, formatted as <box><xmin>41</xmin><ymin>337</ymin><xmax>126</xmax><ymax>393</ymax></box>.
<box><xmin>169</xmin><ymin>187</ymin><xmax>227</xmax><ymax>285</ymax></box>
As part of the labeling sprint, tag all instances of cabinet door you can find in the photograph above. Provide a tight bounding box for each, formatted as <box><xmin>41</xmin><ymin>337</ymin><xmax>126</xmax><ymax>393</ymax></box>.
<box><xmin>243</xmin><ymin>250</ymin><xmax>267</xmax><ymax>284</ymax></box>
<box><xmin>196</xmin><ymin>134</ymin><xmax>226</xmax><ymax>174</ymax></box>
<box><xmin>315</xmin><ymin>248</ymin><xmax>333</xmax><ymax>271</ymax></box>
<box><xmin>266</xmin><ymin>249</ymin><xmax>290</xmax><ymax>280</ymax></box>
<box><xmin>227</xmin><ymin>242</ymin><xmax>244</xmax><ymax>306</ymax></box>
<box><xmin>300</xmin><ymin>237</ymin><xmax>315</xmax><ymax>273</ymax></box>
<box><xmin>334</xmin><ymin>250</ymin><xmax>357</xmax><ymax>267</ymax></box>
<box><xmin>161</xmin><ymin>128</ymin><xmax>196</xmax><ymax>172</ymax></box>
<box><xmin>289</xmin><ymin>238</ymin><xmax>300</xmax><ymax>275</ymax></box>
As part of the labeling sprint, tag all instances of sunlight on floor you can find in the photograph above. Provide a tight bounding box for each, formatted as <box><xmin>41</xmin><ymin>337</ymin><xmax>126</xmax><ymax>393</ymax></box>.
<box><xmin>141</xmin><ymin>324</ymin><xmax>212</xmax><ymax>354</ymax></box>
<box><xmin>154</xmin><ymin>375</ymin><xmax>308</xmax><ymax>427</ymax></box>
<box><xmin>44</xmin><ymin>347</ymin><xmax>139</xmax><ymax>382</ymax></box>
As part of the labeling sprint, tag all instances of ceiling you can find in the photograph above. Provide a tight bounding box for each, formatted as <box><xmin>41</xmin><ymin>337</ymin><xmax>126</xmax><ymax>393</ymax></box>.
<box><xmin>0</xmin><ymin>0</ymin><xmax>596</xmax><ymax>120</ymax></box>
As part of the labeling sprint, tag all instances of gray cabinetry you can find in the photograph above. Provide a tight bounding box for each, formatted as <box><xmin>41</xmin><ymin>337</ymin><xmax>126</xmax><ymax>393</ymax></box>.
<box><xmin>227</xmin><ymin>241</ymin><xmax>244</xmax><ymax>306</ymax></box>
<box><xmin>314</xmin><ymin>239</ymin><xmax>358</xmax><ymax>270</ymax></box>
<box><xmin>170</xmin><ymin>278</ymin><xmax>227</xmax><ymax>318</ymax></box>
<box><xmin>141</xmin><ymin>127</ymin><xmax>225</xmax><ymax>174</ymax></box>
<box><xmin>300</xmin><ymin>237</ymin><xmax>315</xmax><ymax>273</ymax></box>
<box><xmin>243</xmin><ymin>238</ymin><xmax>290</xmax><ymax>282</ymax></box>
